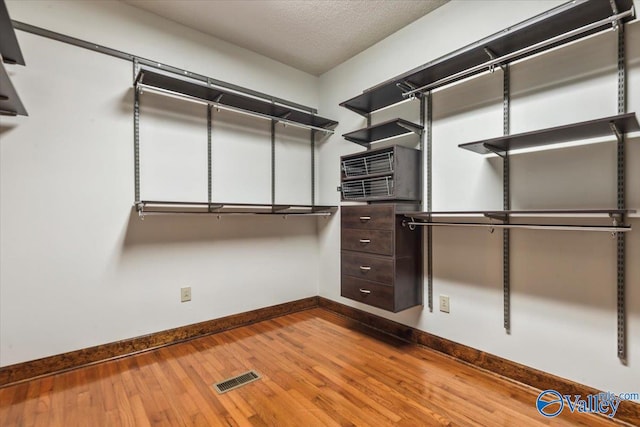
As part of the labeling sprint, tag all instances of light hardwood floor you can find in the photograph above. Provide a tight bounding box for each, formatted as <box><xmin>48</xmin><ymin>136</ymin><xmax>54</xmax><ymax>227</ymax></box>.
<box><xmin>0</xmin><ymin>309</ymin><xmax>621</xmax><ymax>426</ymax></box>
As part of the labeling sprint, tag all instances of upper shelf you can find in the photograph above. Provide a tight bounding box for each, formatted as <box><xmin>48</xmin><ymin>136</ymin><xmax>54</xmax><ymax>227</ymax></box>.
<box><xmin>340</xmin><ymin>0</ymin><xmax>636</xmax><ymax>115</ymax></box>
<box><xmin>135</xmin><ymin>69</ymin><xmax>338</xmax><ymax>131</ymax></box>
<box><xmin>459</xmin><ymin>113</ymin><xmax>639</xmax><ymax>155</ymax></box>
<box><xmin>0</xmin><ymin>1</ymin><xmax>25</xmax><ymax>65</ymax></box>
<box><xmin>342</xmin><ymin>118</ymin><xmax>423</xmax><ymax>147</ymax></box>
<box><xmin>0</xmin><ymin>61</ymin><xmax>27</xmax><ymax>116</ymax></box>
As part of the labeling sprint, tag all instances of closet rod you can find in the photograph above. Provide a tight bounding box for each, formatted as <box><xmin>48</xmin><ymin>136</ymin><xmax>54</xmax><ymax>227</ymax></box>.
<box><xmin>136</xmin><ymin>83</ymin><xmax>334</xmax><ymax>134</ymax></box>
<box><xmin>404</xmin><ymin>222</ymin><xmax>631</xmax><ymax>233</ymax></box>
<box><xmin>402</xmin><ymin>7</ymin><xmax>635</xmax><ymax>98</ymax></box>
<box><xmin>137</xmin><ymin>211</ymin><xmax>332</xmax><ymax>217</ymax></box>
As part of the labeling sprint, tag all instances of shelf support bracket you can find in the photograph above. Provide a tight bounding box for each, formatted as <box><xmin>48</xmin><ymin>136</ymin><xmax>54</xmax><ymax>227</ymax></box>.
<box><xmin>484</xmin><ymin>212</ymin><xmax>508</xmax><ymax>222</ymax></box>
<box><xmin>484</xmin><ymin>47</ymin><xmax>507</xmax><ymax>73</ymax></box>
<box><xmin>610</xmin><ymin>213</ymin><xmax>624</xmax><ymax>235</ymax></box>
<box><xmin>609</xmin><ymin>122</ymin><xmax>622</xmax><ymax>143</ymax></box>
<box><xmin>482</xmin><ymin>143</ymin><xmax>507</xmax><ymax>158</ymax></box>
<box><xmin>279</xmin><ymin>111</ymin><xmax>292</xmax><ymax>120</ymax></box>
<box><xmin>345</xmin><ymin>104</ymin><xmax>370</xmax><ymax>117</ymax></box>
<box><xmin>343</xmin><ymin>136</ymin><xmax>370</xmax><ymax>148</ymax></box>
<box><xmin>397</xmin><ymin>121</ymin><xmax>424</xmax><ymax>136</ymax></box>
<box><xmin>136</xmin><ymin>202</ymin><xmax>145</xmax><ymax>220</ymax></box>
<box><xmin>397</xmin><ymin>80</ymin><xmax>421</xmax><ymax>98</ymax></box>
<box><xmin>610</xmin><ymin>0</ymin><xmax>620</xmax><ymax>31</ymax></box>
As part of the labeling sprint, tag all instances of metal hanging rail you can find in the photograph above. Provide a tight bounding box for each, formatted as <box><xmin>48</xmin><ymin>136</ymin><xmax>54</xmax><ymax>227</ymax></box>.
<box><xmin>404</xmin><ymin>221</ymin><xmax>632</xmax><ymax>233</ymax></box>
<box><xmin>135</xmin><ymin>201</ymin><xmax>336</xmax><ymax>219</ymax></box>
<box><xmin>402</xmin><ymin>7</ymin><xmax>635</xmax><ymax>98</ymax></box>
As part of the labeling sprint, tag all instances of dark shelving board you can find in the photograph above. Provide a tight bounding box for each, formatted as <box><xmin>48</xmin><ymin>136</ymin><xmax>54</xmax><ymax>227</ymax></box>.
<box><xmin>0</xmin><ymin>1</ymin><xmax>25</xmax><ymax>65</ymax></box>
<box><xmin>459</xmin><ymin>113</ymin><xmax>639</xmax><ymax>154</ymax></box>
<box><xmin>136</xmin><ymin>201</ymin><xmax>337</xmax><ymax>215</ymax></box>
<box><xmin>340</xmin><ymin>0</ymin><xmax>635</xmax><ymax>115</ymax></box>
<box><xmin>135</xmin><ymin>69</ymin><xmax>338</xmax><ymax>130</ymax></box>
<box><xmin>0</xmin><ymin>61</ymin><xmax>27</xmax><ymax>116</ymax></box>
<box><xmin>405</xmin><ymin>209</ymin><xmax>636</xmax><ymax>218</ymax></box>
<box><xmin>342</xmin><ymin>118</ymin><xmax>423</xmax><ymax>147</ymax></box>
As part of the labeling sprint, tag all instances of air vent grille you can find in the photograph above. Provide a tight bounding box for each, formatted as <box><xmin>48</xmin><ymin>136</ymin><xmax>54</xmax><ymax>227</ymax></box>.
<box><xmin>213</xmin><ymin>370</ymin><xmax>261</xmax><ymax>394</ymax></box>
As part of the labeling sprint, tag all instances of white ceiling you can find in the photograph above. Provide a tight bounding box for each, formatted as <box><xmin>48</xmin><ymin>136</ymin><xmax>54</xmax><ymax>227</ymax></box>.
<box><xmin>122</xmin><ymin>0</ymin><xmax>448</xmax><ymax>75</ymax></box>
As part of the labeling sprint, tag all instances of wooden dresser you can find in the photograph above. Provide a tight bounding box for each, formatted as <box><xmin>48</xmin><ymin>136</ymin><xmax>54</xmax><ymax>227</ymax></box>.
<box><xmin>340</xmin><ymin>203</ymin><xmax>422</xmax><ymax>312</ymax></box>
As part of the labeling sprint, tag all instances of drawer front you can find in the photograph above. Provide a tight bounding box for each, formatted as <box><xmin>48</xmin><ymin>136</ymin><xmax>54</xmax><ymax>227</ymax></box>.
<box><xmin>341</xmin><ymin>229</ymin><xmax>393</xmax><ymax>256</ymax></box>
<box><xmin>341</xmin><ymin>205</ymin><xmax>394</xmax><ymax>230</ymax></box>
<box><xmin>341</xmin><ymin>252</ymin><xmax>394</xmax><ymax>285</ymax></box>
<box><xmin>341</xmin><ymin>276</ymin><xmax>394</xmax><ymax>311</ymax></box>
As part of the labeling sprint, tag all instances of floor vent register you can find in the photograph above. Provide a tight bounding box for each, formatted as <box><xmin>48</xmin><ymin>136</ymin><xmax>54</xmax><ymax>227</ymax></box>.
<box><xmin>213</xmin><ymin>370</ymin><xmax>261</xmax><ymax>394</ymax></box>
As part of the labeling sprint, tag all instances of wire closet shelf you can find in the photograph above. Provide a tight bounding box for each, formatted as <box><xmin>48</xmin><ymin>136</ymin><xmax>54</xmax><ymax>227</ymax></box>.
<box><xmin>342</xmin><ymin>151</ymin><xmax>393</xmax><ymax>178</ymax></box>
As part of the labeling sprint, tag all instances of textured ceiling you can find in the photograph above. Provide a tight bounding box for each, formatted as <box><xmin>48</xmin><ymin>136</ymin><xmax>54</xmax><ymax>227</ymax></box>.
<box><xmin>122</xmin><ymin>0</ymin><xmax>449</xmax><ymax>75</ymax></box>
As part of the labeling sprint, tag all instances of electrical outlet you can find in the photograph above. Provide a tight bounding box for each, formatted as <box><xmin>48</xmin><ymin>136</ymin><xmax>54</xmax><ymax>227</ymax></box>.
<box><xmin>439</xmin><ymin>295</ymin><xmax>450</xmax><ymax>313</ymax></box>
<box><xmin>181</xmin><ymin>286</ymin><xmax>191</xmax><ymax>302</ymax></box>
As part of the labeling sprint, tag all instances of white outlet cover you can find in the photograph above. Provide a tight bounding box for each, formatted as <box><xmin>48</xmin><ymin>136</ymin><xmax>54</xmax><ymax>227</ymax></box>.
<box><xmin>439</xmin><ymin>295</ymin><xmax>450</xmax><ymax>313</ymax></box>
<box><xmin>181</xmin><ymin>287</ymin><xmax>192</xmax><ymax>302</ymax></box>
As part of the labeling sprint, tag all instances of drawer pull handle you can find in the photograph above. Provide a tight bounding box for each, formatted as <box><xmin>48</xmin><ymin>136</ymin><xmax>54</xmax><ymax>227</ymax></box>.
<box><xmin>359</xmin><ymin>239</ymin><xmax>371</xmax><ymax>244</ymax></box>
<box><xmin>359</xmin><ymin>288</ymin><xmax>371</xmax><ymax>295</ymax></box>
<box><xmin>359</xmin><ymin>216</ymin><xmax>371</xmax><ymax>221</ymax></box>
<box><xmin>359</xmin><ymin>266</ymin><xmax>371</xmax><ymax>271</ymax></box>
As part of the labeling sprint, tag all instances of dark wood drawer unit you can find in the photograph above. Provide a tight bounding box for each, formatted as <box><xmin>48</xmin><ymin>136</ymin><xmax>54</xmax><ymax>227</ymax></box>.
<box><xmin>341</xmin><ymin>252</ymin><xmax>394</xmax><ymax>284</ymax></box>
<box><xmin>341</xmin><ymin>204</ymin><xmax>422</xmax><ymax>312</ymax></box>
<box><xmin>341</xmin><ymin>204</ymin><xmax>395</xmax><ymax>229</ymax></box>
<box><xmin>341</xmin><ymin>276</ymin><xmax>394</xmax><ymax>311</ymax></box>
<box><xmin>341</xmin><ymin>229</ymin><xmax>393</xmax><ymax>256</ymax></box>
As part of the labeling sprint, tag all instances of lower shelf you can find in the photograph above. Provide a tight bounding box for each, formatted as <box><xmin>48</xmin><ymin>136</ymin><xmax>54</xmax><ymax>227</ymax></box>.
<box><xmin>403</xmin><ymin>221</ymin><xmax>631</xmax><ymax>233</ymax></box>
<box><xmin>403</xmin><ymin>209</ymin><xmax>635</xmax><ymax>233</ymax></box>
<box><xmin>135</xmin><ymin>201</ymin><xmax>337</xmax><ymax>217</ymax></box>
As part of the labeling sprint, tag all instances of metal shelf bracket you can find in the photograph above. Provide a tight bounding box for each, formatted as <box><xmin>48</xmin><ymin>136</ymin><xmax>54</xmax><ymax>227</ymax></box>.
<box><xmin>397</xmin><ymin>120</ymin><xmax>424</xmax><ymax>135</ymax></box>
<box><xmin>484</xmin><ymin>47</ymin><xmax>507</xmax><ymax>73</ymax></box>
<box><xmin>609</xmin><ymin>122</ymin><xmax>623</xmax><ymax>142</ymax></box>
<box><xmin>482</xmin><ymin>143</ymin><xmax>507</xmax><ymax>158</ymax></box>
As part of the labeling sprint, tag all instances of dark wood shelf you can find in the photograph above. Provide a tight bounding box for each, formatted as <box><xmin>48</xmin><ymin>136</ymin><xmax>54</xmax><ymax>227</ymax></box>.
<box><xmin>342</xmin><ymin>118</ymin><xmax>423</xmax><ymax>147</ymax></box>
<box><xmin>458</xmin><ymin>113</ymin><xmax>639</xmax><ymax>154</ymax></box>
<box><xmin>135</xmin><ymin>201</ymin><xmax>337</xmax><ymax>216</ymax></box>
<box><xmin>0</xmin><ymin>1</ymin><xmax>25</xmax><ymax>65</ymax></box>
<box><xmin>340</xmin><ymin>0</ymin><xmax>635</xmax><ymax>115</ymax></box>
<box><xmin>402</xmin><ymin>221</ymin><xmax>632</xmax><ymax>233</ymax></box>
<box><xmin>405</xmin><ymin>209</ymin><xmax>636</xmax><ymax>218</ymax></box>
<box><xmin>0</xmin><ymin>0</ymin><xmax>27</xmax><ymax>116</ymax></box>
<box><xmin>0</xmin><ymin>61</ymin><xmax>27</xmax><ymax>116</ymax></box>
<box><xmin>135</xmin><ymin>69</ymin><xmax>338</xmax><ymax>130</ymax></box>
<box><xmin>403</xmin><ymin>209</ymin><xmax>635</xmax><ymax>233</ymax></box>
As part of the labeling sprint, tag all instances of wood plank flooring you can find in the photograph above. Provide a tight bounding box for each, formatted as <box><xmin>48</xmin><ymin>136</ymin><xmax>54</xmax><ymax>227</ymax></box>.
<box><xmin>0</xmin><ymin>309</ymin><xmax>623</xmax><ymax>426</ymax></box>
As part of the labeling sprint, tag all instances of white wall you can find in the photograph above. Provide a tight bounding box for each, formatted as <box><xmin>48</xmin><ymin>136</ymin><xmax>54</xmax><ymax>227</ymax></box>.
<box><xmin>0</xmin><ymin>1</ymin><xmax>325</xmax><ymax>366</ymax></box>
<box><xmin>319</xmin><ymin>0</ymin><xmax>640</xmax><ymax>395</ymax></box>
